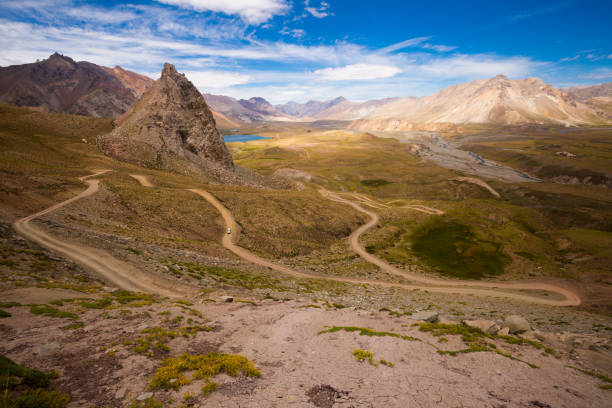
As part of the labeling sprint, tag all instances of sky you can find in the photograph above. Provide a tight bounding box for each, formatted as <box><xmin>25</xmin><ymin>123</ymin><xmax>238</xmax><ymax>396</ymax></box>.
<box><xmin>1</xmin><ymin>0</ymin><xmax>611</xmax><ymax>104</ymax></box>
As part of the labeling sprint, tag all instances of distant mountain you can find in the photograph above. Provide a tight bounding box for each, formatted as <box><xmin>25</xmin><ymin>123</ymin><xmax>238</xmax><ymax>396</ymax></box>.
<box><xmin>0</xmin><ymin>53</ymin><xmax>154</xmax><ymax>118</ymax></box>
<box><xmin>351</xmin><ymin>75</ymin><xmax>609</xmax><ymax>130</ymax></box>
<box><xmin>276</xmin><ymin>97</ymin><xmax>348</xmax><ymax>118</ymax></box>
<box><xmin>204</xmin><ymin>93</ymin><xmax>293</xmax><ymax>123</ymax></box>
<box><xmin>562</xmin><ymin>82</ymin><xmax>612</xmax><ymax>102</ymax></box>
<box><xmin>563</xmin><ymin>83</ymin><xmax>612</xmax><ymax>121</ymax></box>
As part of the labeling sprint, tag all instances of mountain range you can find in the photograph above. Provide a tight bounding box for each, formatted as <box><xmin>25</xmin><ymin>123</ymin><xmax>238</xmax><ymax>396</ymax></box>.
<box><xmin>0</xmin><ymin>53</ymin><xmax>153</xmax><ymax>118</ymax></box>
<box><xmin>0</xmin><ymin>54</ymin><xmax>610</xmax><ymax>127</ymax></box>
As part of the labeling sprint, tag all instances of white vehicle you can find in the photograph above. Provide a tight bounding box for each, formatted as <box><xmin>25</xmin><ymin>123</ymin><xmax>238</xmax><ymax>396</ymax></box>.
<box><xmin>227</xmin><ymin>227</ymin><xmax>232</xmax><ymax>234</ymax></box>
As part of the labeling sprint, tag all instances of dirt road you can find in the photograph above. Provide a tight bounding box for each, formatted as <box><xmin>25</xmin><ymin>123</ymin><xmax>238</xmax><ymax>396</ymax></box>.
<box><xmin>189</xmin><ymin>186</ymin><xmax>580</xmax><ymax>306</ymax></box>
<box><xmin>129</xmin><ymin>174</ymin><xmax>154</xmax><ymax>187</ymax></box>
<box><xmin>13</xmin><ymin>171</ymin><xmax>196</xmax><ymax>298</ymax></box>
<box><xmin>319</xmin><ymin>189</ymin><xmax>581</xmax><ymax>306</ymax></box>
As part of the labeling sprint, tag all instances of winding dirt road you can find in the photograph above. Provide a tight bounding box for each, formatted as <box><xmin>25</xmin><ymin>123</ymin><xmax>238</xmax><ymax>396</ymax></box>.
<box><xmin>319</xmin><ymin>189</ymin><xmax>581</xmax><ymax>306</ymax></box>
<box><xmin>187</xmin><ymin>185</ymin><xmax>580</xmax><ymax>306</ymax></box>
<box><xmin>13</xmin><ymin>171</ymin><xmax>196</xmax><ymax>298</ymax></box>
<box><xmin>17</xmin><ymin>171</ymin><xmax>579</xmax><ymax>305</ymax></box>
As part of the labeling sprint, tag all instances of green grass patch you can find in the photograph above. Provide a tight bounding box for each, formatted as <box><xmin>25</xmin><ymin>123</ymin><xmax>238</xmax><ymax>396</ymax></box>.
<box><xmin>148</xmin><ymin>353</ymin><xmax>261</xmax><ymax>397</ymax></box>
<box><xmin>352</xmin><ymin>349</ymin><xmax>377</xmax><ymax>366</ymax></box>
<box><xmin>568</xmin><ymin>366</ymin><xmax>612</xmax><ymax>390</ymax></box>
<box><xmin>360</xmin><ymin>179</ymin><xmax>391</xmax><ymax>187</ymax></box>
<box><xmin>29</xmin><ymin>305</ymin><xmax>77</xmax><ymax>320</ymax></box>
<box><xmin>318</xmin><ymin>326</ymin><xmax>420</xmax><ymax>341</ymax></box>
<box><xmin>0</xmin><ymin>355</ymin><xmax>58</xmax><ymax>389</ymax></box>
<box><xmin>5</xmin><ymin>389</ymin><xmax>70</xmax><ymax>408</ymax></box>
<box><xmin>125</xmin><ymin>327</ymin><xmax>178</xmax><ymax>356</ymax></box>
<box><xmin>0</xmin><ymin>309</ymin><xmax>11</xmax><ymax>318</ymax></box>
<box><xmin>410</xmin><ymin>217</ymin><xmax>511</xmax><ymax>279</ymax></box>
<box><xmin>0</xmin><ymin>302</ymin><xmax>21</xmax><ymax>308</ymax></box>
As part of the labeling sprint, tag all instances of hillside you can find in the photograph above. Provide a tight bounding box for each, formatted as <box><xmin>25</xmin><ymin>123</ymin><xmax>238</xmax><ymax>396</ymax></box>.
<box><xmin>0</xmin><ymin>53</ymin><xmax>153</xmax><ymax>118</ymax></box>
<box><xmin>351</xmin><ymin>75</ymin><xmax>609</xmax><ymax>130</ymax></box>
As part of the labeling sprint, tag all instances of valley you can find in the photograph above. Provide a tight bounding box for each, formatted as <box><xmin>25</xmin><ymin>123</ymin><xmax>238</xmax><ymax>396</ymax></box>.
<box><xmin>0</xmin><ymin>52</ymin><xmax>611</xmax><ymax>407</ymax></box>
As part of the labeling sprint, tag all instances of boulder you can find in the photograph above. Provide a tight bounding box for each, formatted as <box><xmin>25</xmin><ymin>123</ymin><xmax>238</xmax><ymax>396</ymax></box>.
<box><xmin>411</xmin><ymin>311</ymin><xmax>439</xmax><ymax>323</ymax></box>
<box><xmin>504</xmin><ymin>315</ymin><xmax>531</xmax><ymax>334</ymax></box>
<box><xmin>463</xmin><ymin>320</ymin><xmax>499</xmax><ymax>334</ymax></box>
<box><xmin>497</xmin><ymin>327</ymin><xmax>510</xmax><ymax>336</ymax></box>
<box><xmin>136</xmin><ymin>392</ymin><xmax>153</xmax><ymax>401</ymax></box>
<box><xmin>222</xmin><ymin>296</ymin><xmax>234</xmax><ymax>303</ymax></box>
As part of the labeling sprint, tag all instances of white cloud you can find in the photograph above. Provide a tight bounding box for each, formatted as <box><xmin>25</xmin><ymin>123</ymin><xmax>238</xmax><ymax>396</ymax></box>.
<box><xmin>560</xmin><ymin>55</ymin><xmax>579</xmax><ymax>62</ymax></box>
<box><xmin>184</xmin><ymin>70</ymin><xmax>252</xmax><ymax>89</ymax></box>
<box><xmin>314</xmin><ymin>64</ymin><xmax>402</xmax><ymax>81</ymax></box>
<box><xmin>280</xmin><ymin>27</ymin><xmax>306</xmax><ymax>38</ymax></box>
<box><xmin>155</xmin><ymin>0</ymin><xmax>288</xmax><ymax>24</ymax></box>
<box><xmin>418</xmin><ymin>54</ymin><xmax>542</xmax><ymax>78</ymax></box>
<box><xmin>304</xmin><ymin>0</ymin><xmax>330</xmax><ymax>18</ymax></box>
<box><xmin>422</xmin><ymin>43</ymin><xmax>457</xmax><ymax>52</ymax></box>
<box><xmin>379</xmin><ymin>37</ymin><xmax>431</xmax><ymax>54</ymax></box>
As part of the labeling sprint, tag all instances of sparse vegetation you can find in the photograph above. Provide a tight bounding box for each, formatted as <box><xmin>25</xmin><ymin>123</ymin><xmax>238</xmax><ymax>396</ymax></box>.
<box><xmin>319</xmin><ymin>326</ymin><xmax>420</xmax><ymax>341</ymax></box>
<box><xmin>148</xmin><ymin>353</ymin><xmax>261</xmax><ymax>397</ymax></box>
<box><xmin>352</xmin><ymin>349</ymin><xmax>376</xmax><ymax>366</ymax></box>
<box><xmin>29</xmin><ymin>305</ymin><xmax>77</xmax><ymax>320</ymax></box>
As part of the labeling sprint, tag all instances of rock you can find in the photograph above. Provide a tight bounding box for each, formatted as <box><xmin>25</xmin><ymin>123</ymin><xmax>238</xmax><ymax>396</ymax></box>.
<box><xmin>504</xmin><ymin>315</ymin><xmax>531</xmax><ymax>334</ymax></box>
<box><xmin>98</xmin><ymin>63</ymin><xmax>234</xmax><ymax>179</ymax></box>
<box><xmin>222</xmin><ymin>296</ymin><xmax>234</xmax><ymax>303</ymax></box>
<box><xmin>115</xmin><ymin>387</ymin><xmax>127</xmax><ymax>399</ymax></box>
<box><xmin>463</xmin><ymin>320</ymin><xmax>499</xmax><ymax>334</ymax></box>
<box><xmin>37</xmin><ymin>342</ymin><xmax>60</xmax><ymax>355</ymax></box>
<box><xmin>102</xmin><ymin>286</ymin><xmax>119</xmax><ymax>293</ymax></box>
<box><xmin>136</xmin><ymin>392</ymin><xmax>153</xmax><ymax>401</ymax></box>
<box><xmin>437</xmin><ymin>315</ymin><xmax>457</xmax><ymax>325</ymax></box>
<box><xmin>411</xmin><ymin>311</ymin><xmax>439</xmax><ymax>323</ymax></box>
<box><xmin>136</xmin><ymin>323</ymin><xmax>149</xmax><ymax>331</ymax></box>
<box><xmin>497</xmin><ymin>327</ymin><xmax>510</xmax><ymax>336</ymax></box>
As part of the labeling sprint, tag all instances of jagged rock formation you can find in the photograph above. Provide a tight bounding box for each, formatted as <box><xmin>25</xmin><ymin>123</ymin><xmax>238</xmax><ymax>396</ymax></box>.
<box><xmin>0</xmin><ymin>53</ymin><xmax>153</xmax><ymax>118</ymax></box>
<box><xmin>99</xmin><ymin>63</ymin><xmax>236</xmax><ymax>180</ymax></box>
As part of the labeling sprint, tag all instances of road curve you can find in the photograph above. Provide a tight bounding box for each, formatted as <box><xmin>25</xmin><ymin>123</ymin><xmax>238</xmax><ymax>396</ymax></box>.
<box><xmin>189</xmin><ymin>187</ymin><xmax>581</xmax><ymax>306</ymax></box>
<box><xmin>13</xmin><ymin>171</ymin><xmax>196</xmax><ymax>298</ymax></box>
<box><xmin>319</xmin><ymin>189</ymin><xmax>581</xmax><ymax>306</ymax></box>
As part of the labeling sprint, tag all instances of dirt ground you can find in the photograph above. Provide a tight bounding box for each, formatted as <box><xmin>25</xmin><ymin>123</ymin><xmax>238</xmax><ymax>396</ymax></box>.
<box><xmin>1</xmin><ymin>294</ymin><xmax>610</xmax><ymax>408</ymax></box>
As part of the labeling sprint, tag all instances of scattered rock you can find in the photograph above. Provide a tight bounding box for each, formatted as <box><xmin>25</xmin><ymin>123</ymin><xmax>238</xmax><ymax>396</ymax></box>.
<box><xmin>497</xmin><ymin>327</ymin><xmax>510</xmax><ymax>336</ymax></box>
<box><xmin>411</xmin><ymin>311</ymin><xmax>439</xmax><ymax>323</ymax></box>
<box><xmin>463</xmin><ymin>319</ymin><xmax>499</xmax><ymax>334</ymax></box>
<box><xmin>222</xmin><ymin>296</ymin><xmax>234</xmax><ymax>303</ymax></box>
<box><xmin>37</xmin><ymin>342</ymin><xmax>60</xmax><ymax>355</ymax></box>
<box><xmin>306</xmin><ymin>385</ymin><xmax>349</xmax><ymax>408</ymax></box>
<box><xmin>136</xmin><ymin>324</ymin><xmax>149</xmax><ymax>331</ymax></box>
<box><xmin>102</xmin><ymin>286</ymin><xmax>119</xmax><ymax>293</ymax></box>
<box><xmin>504</xmin><ymin>315</ymin><xmax>530</xmax><ymax>334</ymax></box>
<box><xmin>114</xmin><ymin>386</ymin><xmax>127</xmax><ymax>399</ymax></box>
<box><xmin>136</xmin><ymin>392</ymin><xmax>153</xmax><ymax>401</ymax></box>
<box><xmin>437</xmin><ymin>315</ymin><xmax>457</xmax><ymax>324</ymax></box>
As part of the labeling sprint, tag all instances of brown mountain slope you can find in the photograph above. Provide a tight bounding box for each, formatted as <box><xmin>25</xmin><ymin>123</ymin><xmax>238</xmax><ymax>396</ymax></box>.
<box><xmin>0</xmin><ymin>53</ymin><xmax>153</xmax><ymax>118</ymax></box>
<box><xmin>351</xmin><ymin>75</ymin><xmax>610</xmax><ymax>130</ymax></box>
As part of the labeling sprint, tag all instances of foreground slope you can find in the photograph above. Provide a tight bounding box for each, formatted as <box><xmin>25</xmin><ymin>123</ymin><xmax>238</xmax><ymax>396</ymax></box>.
<box><xmin>0</xmin><ymin>53</ymin><xmax>153</xmax><ymax>117</ymax></box>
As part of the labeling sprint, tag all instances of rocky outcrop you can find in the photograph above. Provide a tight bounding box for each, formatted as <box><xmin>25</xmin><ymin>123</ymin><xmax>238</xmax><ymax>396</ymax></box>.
<box><xmin>99</xmin><ymin>63</ymin><xmax>235</xmax><ymax>180</ymax></box>
<box><xmin>0</xmin><ymin>53</ymin><xmax>153</xmax><ymax>118</ymax></box>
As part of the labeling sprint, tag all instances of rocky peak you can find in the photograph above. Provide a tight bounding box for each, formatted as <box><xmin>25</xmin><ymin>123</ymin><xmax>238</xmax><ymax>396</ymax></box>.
<box><xmin>99</xmin><ymin>62</ymin><xmax>235</xmax><ymax>177</ymax></box>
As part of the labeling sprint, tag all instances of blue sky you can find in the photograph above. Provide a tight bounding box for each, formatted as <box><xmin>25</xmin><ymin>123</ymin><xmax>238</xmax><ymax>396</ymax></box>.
<box><xmin>1</xmin><ymin>0</ymin><xmax>610</xmax><ymax>103</ymax></box>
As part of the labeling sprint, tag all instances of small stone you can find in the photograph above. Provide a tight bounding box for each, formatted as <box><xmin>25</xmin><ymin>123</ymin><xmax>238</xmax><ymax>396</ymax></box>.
<box><xmin>437</xmin><ymin>315</ymin><xmax>457</xmax><ymax>325</ymax></box>
<box><xmin>136</xmin><ymin>324</ymin><xmax>149</xmax><ymax>331</ymax></box>
<box><xmin>102</xmin><ymin>286</ymin><xmax>119</xmax><ymax>293</ymax></box>
<box><xmin>115</xmin><ymin>387</ymin><xmax>127</xmax><ymax>399</ymax></box>
<box><xmin>411</xmin><ymin>311</ymin><xmax>439</xmax><ymax>323</ymax></box>
<box><xmin>222</xmin><ymin>296</ymin><xmax>234</xmax><ymax>303</ymax></box>
<box><xmin>504</xmin><ymin>315</ymin><xmax>531</xmax><ymax>334</ymax></box>
<box><xmin>463</xmin><ymin>320</ymin><xmax>499</xmax><ymax>334</ymax></box>
<box><xmin>37</xmin><ymin>342</ymin><xmax>60</xmax><ymax>355</ymax></box>
<box><xmin>169</xmin><ymin>379</ymin><xmax>177</xmax><ymax>384</ymax></box>
<box><xmin>497</xmin><ymin>327</ymin><xmax>510</xmax><ymax>336</ymax></box>
<box><xmin>136</xmin><ymin>392</ymin><xmax>153</xmax><ymax>401</ymax></box>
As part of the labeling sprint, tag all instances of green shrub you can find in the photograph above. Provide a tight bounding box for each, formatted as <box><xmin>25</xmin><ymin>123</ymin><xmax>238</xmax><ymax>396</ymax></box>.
<box><xmin>0</xmin><ymin>355</ymin><xmax>58</xmax><ymax>389</ymax></box>
<box><xmin>9</xmin><ymin>389</ymin><xmax>69</xmax><ymax>408</ymax></box>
